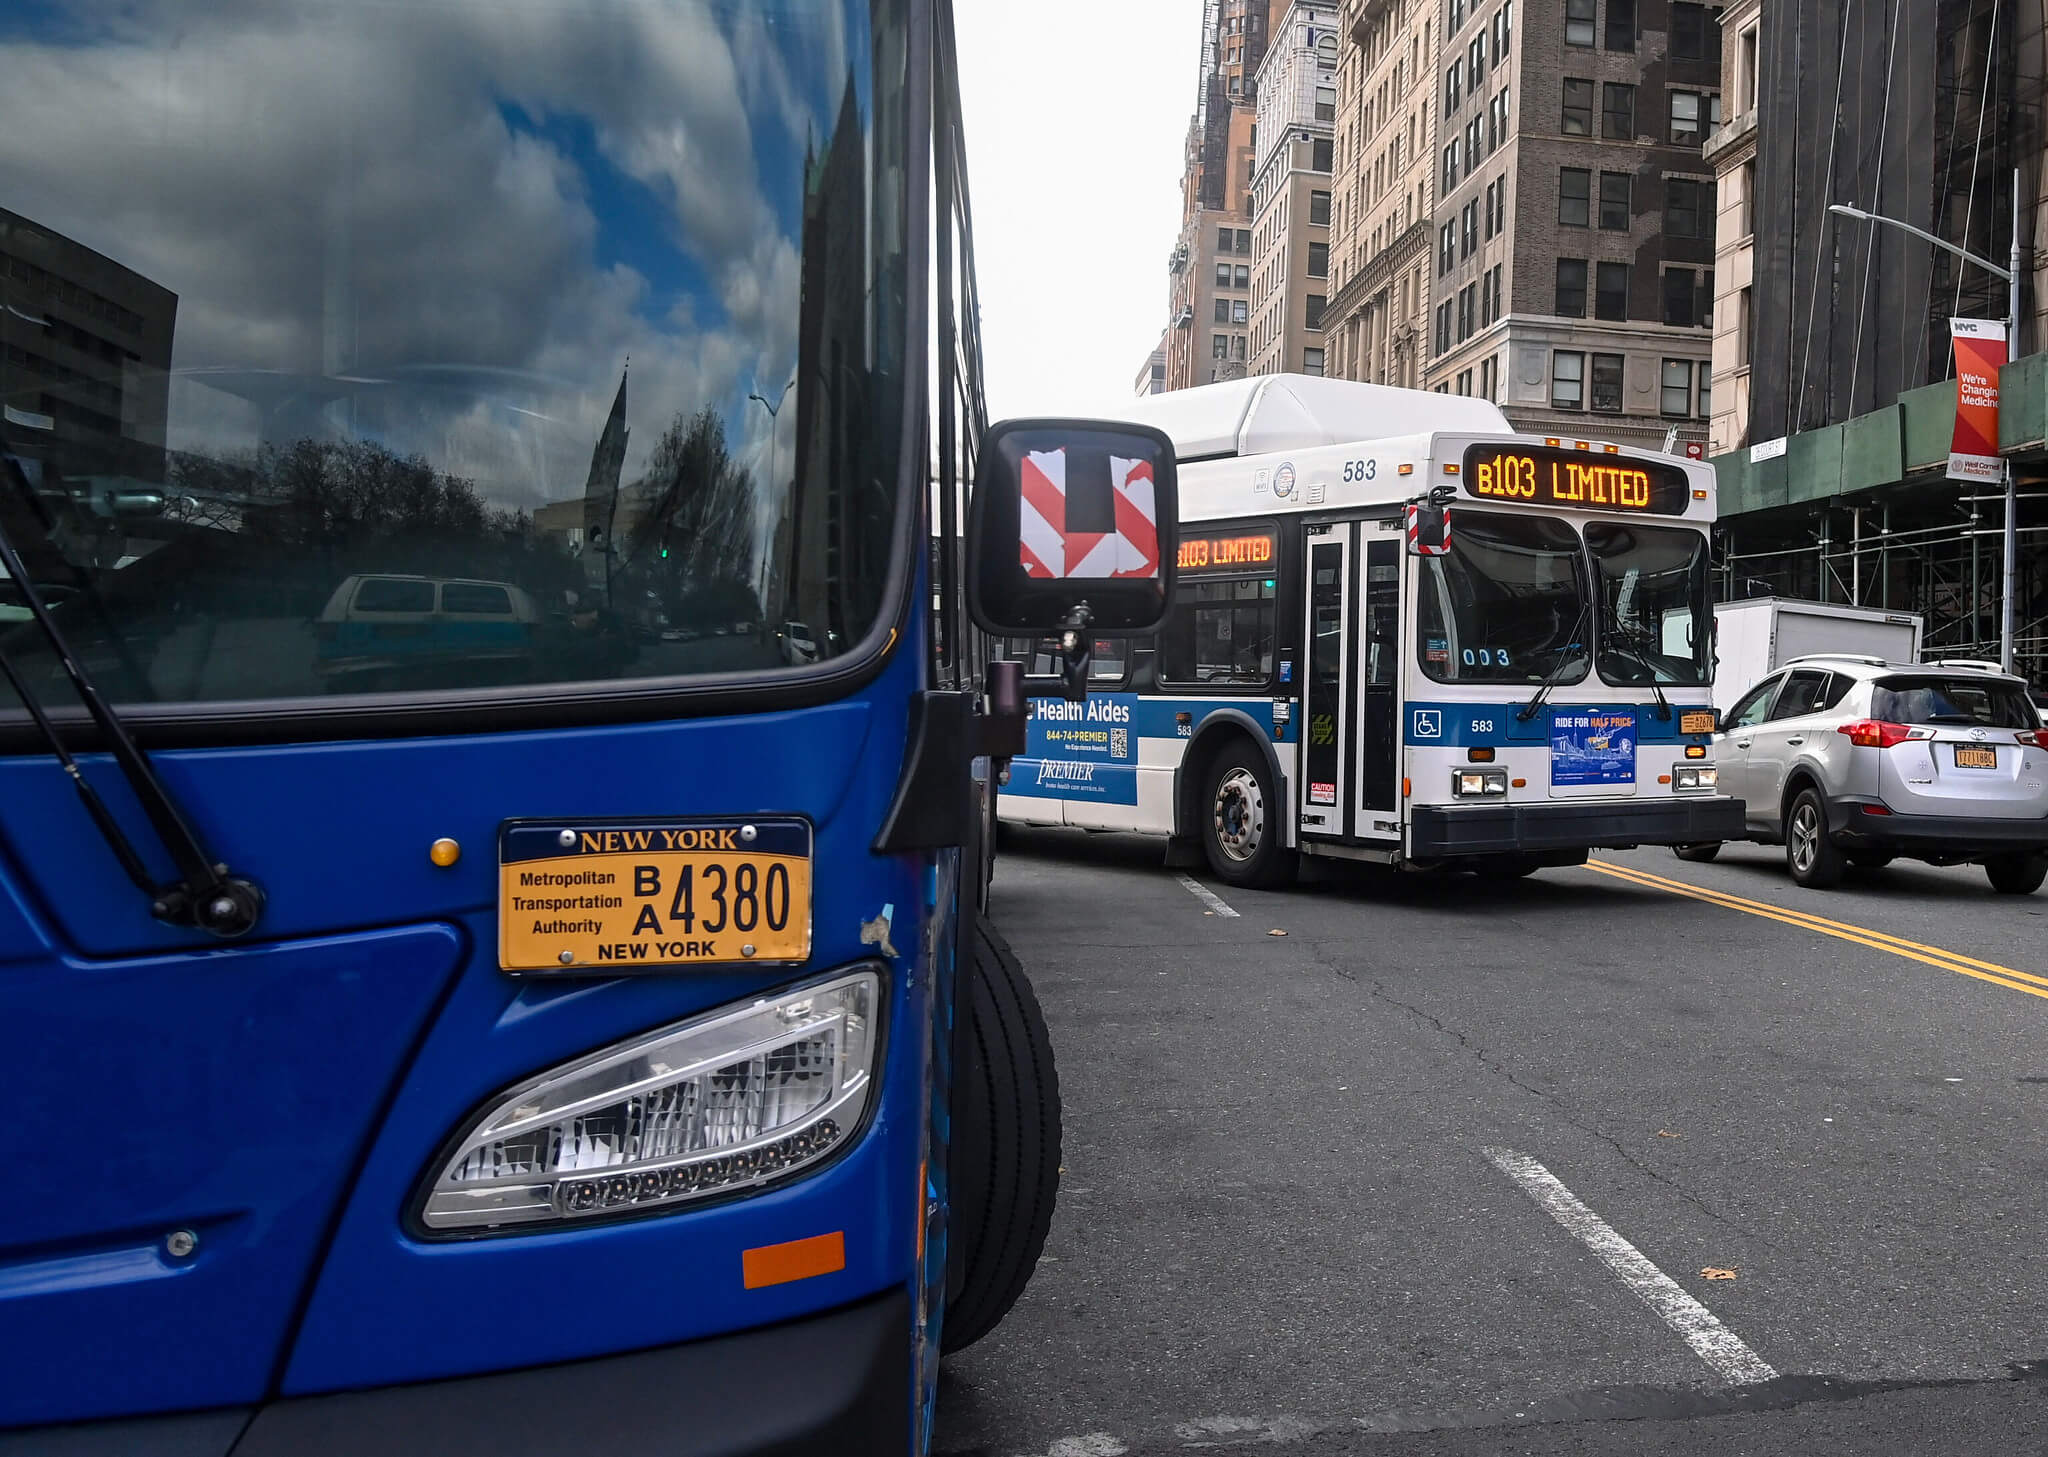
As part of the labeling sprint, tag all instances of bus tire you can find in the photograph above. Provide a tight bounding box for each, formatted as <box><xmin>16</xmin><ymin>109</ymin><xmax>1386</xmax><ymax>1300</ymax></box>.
<box><xmin>1200</xmin><ymin>740</ymin><xmax>1295</xmax><ymax>888</ymax></box>
<box><xmin>943</xmin><ymin>916</ymin><xmax>1060</xmax><ymax>1354</ymax></box>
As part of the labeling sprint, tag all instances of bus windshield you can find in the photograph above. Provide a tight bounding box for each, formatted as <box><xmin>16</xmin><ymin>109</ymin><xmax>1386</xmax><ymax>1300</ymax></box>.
<box><xmin>1586</xmin><ymin>522</ymin><xmax>1712</xmax><ymax>687</ymax></box>
<box><xmin>0</xmin><ymin>0</ymin><xmax>905</xmax><ymax>710</ymax></box>
<box><xmin>1416</xmin><ymin>511</ymin><xmax>1590</xmax><ymax>684</ymax></box>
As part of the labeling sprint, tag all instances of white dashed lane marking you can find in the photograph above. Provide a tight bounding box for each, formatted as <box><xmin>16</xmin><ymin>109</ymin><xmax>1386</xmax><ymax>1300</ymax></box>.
<box><xmin>1484</xmin><ymin>1147</ymin><xmax>1777</xmax><ymax>1386</ymax></box>
<box><xmin>1174</xmin><ymin>875</ymin><xmax>1239</xmax><ymax>918</ymax></box>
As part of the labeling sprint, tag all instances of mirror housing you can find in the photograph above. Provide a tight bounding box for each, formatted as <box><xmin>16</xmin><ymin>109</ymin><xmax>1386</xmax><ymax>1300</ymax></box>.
<box><xmin>966</xmin><ymin>417</ymin><xmax>1178</xmax><ymax>638</ymax></box>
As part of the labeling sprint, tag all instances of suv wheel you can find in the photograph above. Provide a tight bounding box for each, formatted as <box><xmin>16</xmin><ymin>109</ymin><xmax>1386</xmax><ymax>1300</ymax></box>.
<box><xmin>1785</xmin><ymin>788</ymin><xmax>1847</xmax><ymax>888</ymax></box>
<box><xmin>1985</xmin><ymin>853</ymin><xmax>2048</xmax><ymax>896</ymax></box>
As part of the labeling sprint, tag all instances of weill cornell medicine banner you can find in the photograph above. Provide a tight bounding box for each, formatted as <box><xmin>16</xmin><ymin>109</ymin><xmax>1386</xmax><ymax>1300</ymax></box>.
<box><xmin>1948</xmin><ymin>318</ymin><xmax>2007</xmax><ymax>484</ymax></box>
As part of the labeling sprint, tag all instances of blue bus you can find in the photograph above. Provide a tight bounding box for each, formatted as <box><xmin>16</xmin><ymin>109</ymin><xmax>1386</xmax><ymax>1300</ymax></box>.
<box><xmin>0</xmin><ymin>3</ymin><xmax>1177</xmax><ymax>1450</ymax></box>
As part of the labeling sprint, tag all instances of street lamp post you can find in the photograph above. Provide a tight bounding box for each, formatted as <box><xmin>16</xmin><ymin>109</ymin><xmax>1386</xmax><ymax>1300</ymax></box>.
<box><xmin>1830</xmin><ymin>170</ymin><xmax>2023</xmax><ymax>673</ymax></box>
<box><xmin>748</xmin><ymin>376</ymin><xmax>794</xmax><ymax>609</ymax></box>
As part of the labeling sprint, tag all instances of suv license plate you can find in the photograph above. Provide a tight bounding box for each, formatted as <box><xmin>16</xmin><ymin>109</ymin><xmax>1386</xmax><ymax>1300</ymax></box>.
<box><xmin>498</xmin><ymin>817</ymin><xmax>813</xmax><ymax>972</ymax></box>
<box><xmin>1954</xmin><ymin>746</ymin><xmax>1998</xmax><ymax>769</ymax></box>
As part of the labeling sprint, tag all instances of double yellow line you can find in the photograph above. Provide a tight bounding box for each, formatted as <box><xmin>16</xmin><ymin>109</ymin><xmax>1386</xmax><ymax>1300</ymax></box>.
<box><xmin>1584</xmin><ymin>858</ymin><xmax>2048</xmax><ymax>1002</ymax></box>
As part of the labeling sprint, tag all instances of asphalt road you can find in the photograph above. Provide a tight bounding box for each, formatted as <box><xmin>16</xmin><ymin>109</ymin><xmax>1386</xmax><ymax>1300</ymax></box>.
<box><xmin>935</xmin><ymin>831</ymin><xmax>2048</xmax><ymax>1456</ymax></box>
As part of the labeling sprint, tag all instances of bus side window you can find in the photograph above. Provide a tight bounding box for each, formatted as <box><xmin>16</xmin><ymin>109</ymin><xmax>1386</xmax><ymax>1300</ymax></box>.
<box><xmin>1089</xmin><ymin>637</ymin><xmax>1129</xmax><ymax>684</ymax></box>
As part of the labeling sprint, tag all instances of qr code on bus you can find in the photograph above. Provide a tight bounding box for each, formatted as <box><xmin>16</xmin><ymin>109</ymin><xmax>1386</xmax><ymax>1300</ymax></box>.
<box><xmin>1110</xmin><ymin>726</ymin><xmax>1130</xmax><ymax>759</ymax></box>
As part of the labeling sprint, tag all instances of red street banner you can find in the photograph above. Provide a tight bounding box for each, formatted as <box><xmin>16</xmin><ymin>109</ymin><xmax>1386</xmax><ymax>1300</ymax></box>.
<box><xmin>1948</xmin><ymin>318</ymin><xmax>2007</xmax><ymax>484</ymax></box>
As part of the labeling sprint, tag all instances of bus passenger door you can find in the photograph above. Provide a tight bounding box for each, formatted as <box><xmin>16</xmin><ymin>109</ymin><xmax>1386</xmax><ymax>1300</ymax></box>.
<box><xmin>1354</xmin><ymin>531</ymin><xmax>1402</xmax><ymax>839</ymax></box>
<box><xmin>1298</xmin><ymin>523</ymin><xmax>1351</xmax><ymax>839</ymax></box>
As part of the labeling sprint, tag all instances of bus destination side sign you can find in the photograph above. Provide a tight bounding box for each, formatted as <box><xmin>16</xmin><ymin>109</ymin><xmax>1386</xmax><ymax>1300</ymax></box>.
<box><xmin>1177</xmin><ymin>528</ymin><xmax>1278</xmax><ymax>573</ymax></box>
<box><xmin>498</xmin><ymin>817</ymin><xmax>813</xmax><ymax>972</ymax></box>
<box><xmin>1463</xmin><ymin>444</ymin><xmax>1690</xmax><ymax>515</ymax></box>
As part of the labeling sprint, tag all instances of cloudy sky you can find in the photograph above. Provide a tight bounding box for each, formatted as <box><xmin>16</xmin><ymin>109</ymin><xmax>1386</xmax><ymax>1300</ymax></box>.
<box><xmin>954</xmin><ymin>4</ymin><xmax>1200</xmax><ymax>420</ymax></box>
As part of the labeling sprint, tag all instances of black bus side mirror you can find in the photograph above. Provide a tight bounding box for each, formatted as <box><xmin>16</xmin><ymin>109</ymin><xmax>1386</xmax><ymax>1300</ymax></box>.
<box><xmin>966</xmin><ymin>418</ymin><xmax>1178</xmax><ymax>645</ymax></box>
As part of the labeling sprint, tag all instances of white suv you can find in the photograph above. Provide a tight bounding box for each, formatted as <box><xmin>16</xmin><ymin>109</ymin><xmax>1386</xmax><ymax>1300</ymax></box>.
<box><xmin>1675</xmin><ymin>655</ymin><xmax>2048</xmax><ymax>893</ymax></box>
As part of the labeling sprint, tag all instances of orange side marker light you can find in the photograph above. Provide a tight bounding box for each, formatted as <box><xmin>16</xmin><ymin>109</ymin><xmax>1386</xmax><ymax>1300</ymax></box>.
<box><xmin>743</xmin><ymin>1231</ymin><xmax>846</xmax><ymax>1290</ymax></box>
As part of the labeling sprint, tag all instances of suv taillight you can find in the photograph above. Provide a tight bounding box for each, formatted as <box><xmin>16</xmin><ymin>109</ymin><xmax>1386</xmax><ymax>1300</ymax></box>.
<box><xmin>1837</xmin><ymin>719</ymin><xmax>1913</xmax><ymax>748</ymax></box>
<box><xmin>2019</xmin><ymin>730</ymin><xmax>2044</xmax><ymax>748</ymax></box>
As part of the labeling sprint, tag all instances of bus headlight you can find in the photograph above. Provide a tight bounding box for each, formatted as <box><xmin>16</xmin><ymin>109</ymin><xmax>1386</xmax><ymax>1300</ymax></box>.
<box><xmin>1672</xmin><ymin>764</ymin><xmax>1717</xmax><ymax>791</ymax></box>
<box><xmin>1453</xmin><ymin>768</ymin><xmax>1510</xmax><ymax>797</ymax></box>
<box><xmin>418</xmin><ymin>969</ymin><xmax>878</xmax><ymax>1234</ymax></box>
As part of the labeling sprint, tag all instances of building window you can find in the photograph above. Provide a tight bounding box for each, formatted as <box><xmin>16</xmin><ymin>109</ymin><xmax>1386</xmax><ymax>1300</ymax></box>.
<box><xmin>1602</xmin><ymin>82</ymin><xmax>1635</xmax><ymax>139</ymax></box>
<box><xmin>1215</xmin><ymin>299</ymin><xmax>1231</xmax><ymax>323</ymax></box>
<box><xmin>1309</xmin><ymin>242</ymin><xmax>1330</xmax><ymax>277</ymax></box>
<box><xmin>1440</xmin><ymin>221</ymin><xmax>1456</xmax><ymax>274</ymax></box>
<box><xmin>1310</xmin><ymin>189</ymin><xmax>1332</xmax><ymax>225</ymax></box>
<box><xmin>1562</xmin><ymin>78</ymin><xmax>1593</xmax><ymax>135</ymax></box>
<box><xmin>1670</xmin><ymin>90</ymin><xmax>1702</xmax><ymax>143</ymax></box>
<box><xmin>1739</xmin><ymin>160</ymin><xmax>1756</xmax><ymax>236</ymax></box>
<box><xmin>1303</xmin><ymin>346</ymin><xmax>1326</xmax><ymax>375</ymax></box>
<box><xmin>1671</xmin><ymin>2</ymin><xmax>1715</xmax><ymax>59</ymax></box>
<box><xmin>1590</xmin><ymin>352</ymin><xmax>1624</xmax><ymax>411</ymax></box>
<box><xmin>1445</xmin><ymin>59</ymin><xmax>1462</xmax><ymax>112</ymax></box>
<box><xmin>1237</xmin><ymin>227</ymin><xmax>1251</xmax><ymax>252</ymax></box>
<box><xmin>1484</xmin><ymin>175</ymin><xmax>1498</xmax><ymax>237</ymax></box>
<box><xmin>1235</xmin><ymin>263</ymin><xmax>1250</xmax><ymax>287</ymax></box>
<box><xmin>1469</xmin><ymin>36</ymin><xmax>1486</xmax><ymax>86</ymax></box>
<box><xmin>1313</xmin><ymin>136</ymin><xmax>1334</xmax><ymax>170</ymax></box>
<box><xmin>1697</xmin><ymin>368</ymin><xmax>1713</xmax><ymax>417</ymax></box>
<box><xmin>1599</xmin><ymin>171</ymin><xmax>1631</xmax><ymax>230</ymax></box>
<box><xmin>1596</xmin><ymin>261</ymin><xmax>1630</xmax><ymax>319</ymax></box>
<box><xmin>1559</xmin><ymin>167</ymin><xmax>1591</xmax><ymax>226</ymax></box>
<box><xmin>1316</xmin><ymin>85</ymin><xmax>1337</xmax><ymax>122</ymax></box>
<box><xmin>1662</xmin><ymin>267</ymin><xmax>1700</xmax><ymax>326</ymax></box>
<box><xmin>1565</xmin><ymin>0</ymin><xmax>1595</xmax><ymax>46</ymax></box>
<box><xmin>1443</xmin><ymin>142</ymin><xmax>1459</xmax><ymax>191</ymax></box>
<box><xmin>1306</xmin><ymin>294</ymin><xmax>1326</xmax><ymax>329</ymax></box>
<box><xmin>1459</xmin><ymin>282</ymin><xmax>1477</xmax><ymax>339</ymax></box>
<box><xmin>1664</xmin><ymin>176</ymin><xmax>1708</xmax><ymax>238</ymax></box>
<box><xmin>1233</xmin><ymin>335</ymin><xmax>1247</xmax><ymax>360</ymax></box>
<box><xmin>1737</xmin><ymin>286</ymin><xmax>1753</xmax><ymax>366</ymax></box>
<box><xmin>1660</xmin><ymin>359</ymin><xmax>1693</xmax><ymax>415</ymax></box>
<box><xmin>1213</xmin><ymin>333</ymin><xmax>1230</xmax><ymax>359</ymax></box>
<box><xmin>1485</xmin><ymin>263</ymin><xmax>1503</xmax><ymax>323</ymax></box>
<box><xmin>1466</xmin><ymin>116</ymin><xmax>1482</xmax><ymax>170</ymax></box>
<box><xmin>1606</xmin><ymin>0</ymin><xmax>1635</xmax><ymax>49</ymax></box>
<box><xmin>1234</xmin><ymin>299</ymin><xmax>1249</xmax><ymax>324</ymax></box>
<box><xmin>1462</xmin><ymin>200</ymin><xmax>1479</xmax><ymax>256</ymax></box>
<box><xmin>1553</xmin><ymin>350</ymin><xmax>1585</xmax><ymax>409</ymax></box>
<box><xmin>1436</xmin><ymin>300</ymin><xmax>1453</xmax><ymax>354</ymax></box>
<box><xmin>1217</xmin><ymin>226</ymin><xmax>1235</xmax><ymax>253</ymax></box>
<box><xmin>1740</xmin><ymin>26</ymin><xmax>1759</xmax><ymax>110</ymax></box>
<box><xmin>1451</xmin><ymin>0</ymin><xmax>1465</xmax><ymax>29</ymax></box>
<box><xmin>1216</xmin><ymin>263</ymin><xmax>1233</xmax><ymax>287</ymax></box>
<box><xmin>1458</xmin><ymin>367</ymin><xmax>1474</xmax><ymax>395</ymax></box>
<box><xmin>1555</xmin><ymin>258</ymin><xmax>1588</xmax><ymax>316</ymax></box>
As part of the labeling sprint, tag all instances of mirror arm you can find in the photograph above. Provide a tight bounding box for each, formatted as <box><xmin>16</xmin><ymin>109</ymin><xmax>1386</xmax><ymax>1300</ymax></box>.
<box><xmin>1056</xmin><ymin>601</ymin><xmax>1093</xmax><ymax>703</ymax></box>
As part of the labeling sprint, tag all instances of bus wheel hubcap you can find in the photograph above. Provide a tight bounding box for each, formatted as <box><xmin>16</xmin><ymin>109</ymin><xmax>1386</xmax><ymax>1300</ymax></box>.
<box><xmin>1214</xmin><ymin>769</ymin><xmax>1264</xmax><ymax>861</ymax></box>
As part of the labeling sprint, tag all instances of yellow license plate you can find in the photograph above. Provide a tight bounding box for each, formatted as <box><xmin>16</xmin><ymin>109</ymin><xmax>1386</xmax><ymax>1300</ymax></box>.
<box><xmin>1954</xmin><ymin>746</ymin><xmax>1998</xmax><ymax>769</ymax></box>
<box><xmin>1680</xmin><ymin>710</ymin><xmax>1717</xmax><ymax>735</ymax></box>
<box><xmin>498</xmin><ymin>818</ymin><xmax>812</xmax><ymax>972</ymax></box>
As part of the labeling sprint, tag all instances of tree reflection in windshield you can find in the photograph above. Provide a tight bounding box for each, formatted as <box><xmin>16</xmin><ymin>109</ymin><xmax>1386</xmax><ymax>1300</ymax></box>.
<box><xmin>0</xmin><ymin>0</ymin><xmax>906</xmax><ymax>712</ymax></box>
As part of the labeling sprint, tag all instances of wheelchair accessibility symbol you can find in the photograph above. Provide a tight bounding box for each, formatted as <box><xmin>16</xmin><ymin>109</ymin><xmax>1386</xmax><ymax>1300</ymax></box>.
<box><xmin>1412</xmin><ymin>709</ymin><xmax>1443</xmax><ymax>739</ymax></box>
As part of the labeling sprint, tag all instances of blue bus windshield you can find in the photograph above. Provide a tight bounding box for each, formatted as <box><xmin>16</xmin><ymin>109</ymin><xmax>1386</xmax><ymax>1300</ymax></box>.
<box><xmin>0</xmin><ymin>0</ymin><xmax>906</xmax><ymax>708</ymax></box>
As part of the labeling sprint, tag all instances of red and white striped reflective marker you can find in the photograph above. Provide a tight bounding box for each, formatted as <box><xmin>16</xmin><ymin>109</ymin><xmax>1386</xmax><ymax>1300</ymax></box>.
<box><xmin>1404</xmin><ymin>501</ymin><xmax>1452</xmax><ymax>556</ymax></box>
<box><xmin>1019</xmin><ymin>449</ymin><xmax>1161</xmax><ymax>580</ymax></box>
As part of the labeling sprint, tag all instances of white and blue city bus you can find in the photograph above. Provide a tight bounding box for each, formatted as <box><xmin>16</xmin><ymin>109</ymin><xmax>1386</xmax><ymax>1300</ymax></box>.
<box><xmin>999</xmin><ymin>374</ymin><xmax>1745</xmax><ymax>886</ymax></box>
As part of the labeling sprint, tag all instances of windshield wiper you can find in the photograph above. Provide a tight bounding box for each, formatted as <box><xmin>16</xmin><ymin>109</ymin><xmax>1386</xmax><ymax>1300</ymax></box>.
<box><xmin>1517</xmin><ymin>602</ymin><xmax>1592</xmax><ymax>722</ymax></box>
<box><xmin>0</xmin><ymin>451</ymin><xmax>264</xmax><ymax>937</ymax></box>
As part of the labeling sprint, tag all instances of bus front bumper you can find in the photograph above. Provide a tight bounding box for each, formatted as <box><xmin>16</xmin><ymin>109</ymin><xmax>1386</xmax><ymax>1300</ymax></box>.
<box><xmin>1409</xmin><ymin>795</ymin><xmax>1746</xmax><ymax>858</ymax></box>
<box><xmin>3</xmin><ymin>1288</ymin><xmax>909</xmax><ymax>1457</ymax></box>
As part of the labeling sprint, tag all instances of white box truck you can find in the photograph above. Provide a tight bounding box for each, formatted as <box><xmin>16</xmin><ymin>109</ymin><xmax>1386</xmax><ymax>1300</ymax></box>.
<box><xmin>1699</xmin><ymin>597</ymin><xmax>1925</xmax><ymax>713</ymax></box>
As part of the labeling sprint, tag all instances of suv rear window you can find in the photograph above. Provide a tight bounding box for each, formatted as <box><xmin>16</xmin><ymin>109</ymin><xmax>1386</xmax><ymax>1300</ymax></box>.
<box><xmin>440</xmin><ymin>583</ymin><xmax>513</xmax><ymax>615</ymax></box>
<box><xmin>1872</xmin><ymin>676</ymin><xmax>2037</xmax><ymax>729</ymax></box>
